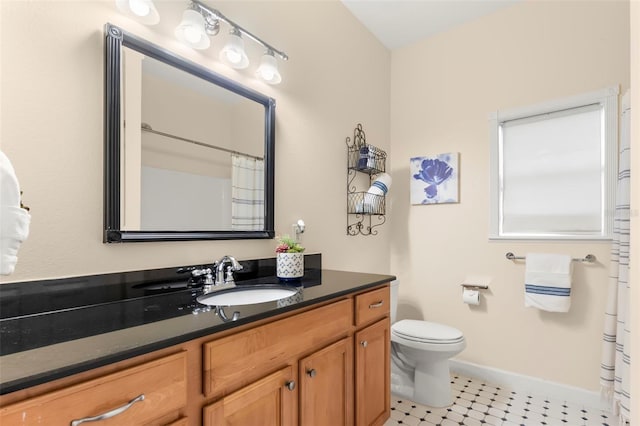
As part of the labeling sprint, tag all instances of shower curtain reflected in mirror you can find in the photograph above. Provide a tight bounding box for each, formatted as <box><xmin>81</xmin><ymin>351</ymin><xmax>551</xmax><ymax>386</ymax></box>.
<box><xmin>231</xmin><ymin>154</ymin><xmax>265</xmax><ymax>231</ymax></box>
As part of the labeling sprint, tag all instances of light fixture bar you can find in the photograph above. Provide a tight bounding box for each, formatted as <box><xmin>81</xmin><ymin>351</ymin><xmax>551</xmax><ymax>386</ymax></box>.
<box><xmin>191</xmin><ymin>0</ymin><xmax>288</xmax><ymax>61</ymax></box>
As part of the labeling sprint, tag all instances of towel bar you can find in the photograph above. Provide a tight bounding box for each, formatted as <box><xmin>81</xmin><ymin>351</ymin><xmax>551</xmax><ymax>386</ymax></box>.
<box><xmin>505</xmin><ymin>252</ymin><xmax>596</xmax><ymax>263</ymax></box>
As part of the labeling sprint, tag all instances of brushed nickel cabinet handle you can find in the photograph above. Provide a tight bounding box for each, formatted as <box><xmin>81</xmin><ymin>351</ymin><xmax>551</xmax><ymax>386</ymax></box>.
<box><xmin>285</xmin><ymin>380</ymin><xmax>296</xmax><ymax>391</ymax></box>
<box><xmin>70</xmin><ymin>394</ymin><xmax>145</xmax><ymax>425</ymax></box>
<box><xmin>369</xmin><ymin>301</ymin><xmax>384</xmax><ymax>309</ymax></box>
<box><xmin>360</xmin><ymin>341</ymin><xmax>368</xmax><ymax>348</ymax></box>
<box><xmin>306</xmin><ymin>368</ymin><xmax>317</xmax><ymax>378</ymax></box>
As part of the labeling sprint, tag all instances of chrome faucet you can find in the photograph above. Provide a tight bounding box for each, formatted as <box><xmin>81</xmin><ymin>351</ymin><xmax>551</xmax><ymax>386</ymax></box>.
<box><xmin>214</xmin><ymin>255</ymin><xmax>243</xmax><ymax>286</ymax></box>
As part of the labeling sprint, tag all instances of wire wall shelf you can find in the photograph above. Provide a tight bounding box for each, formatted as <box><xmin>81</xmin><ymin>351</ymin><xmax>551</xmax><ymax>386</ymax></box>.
<box><xmin>347</xmin><ymin>143</ymin><xmax>386</xmax><ymax>175</ymax></box>
<box><xmin>345</xmin><ymin>123</ymin><xmax>387</xmax><ymax>236</ymax></box>
<box><xmin>347</xmin><ymin>192</ymin><xmax>386</xmax><ymax>216</ymax></box>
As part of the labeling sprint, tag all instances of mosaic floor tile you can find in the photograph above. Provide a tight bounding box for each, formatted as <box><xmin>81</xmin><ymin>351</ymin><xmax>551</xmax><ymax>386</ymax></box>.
<box><xmin>384</xmin><ymin>373</ymin><xmax>617</xmax><ymax>426</ymax></box>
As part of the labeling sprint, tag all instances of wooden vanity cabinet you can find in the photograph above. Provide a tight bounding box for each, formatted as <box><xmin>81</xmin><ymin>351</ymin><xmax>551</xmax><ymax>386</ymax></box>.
<box><xmin>203</xmin><ymin>284</ymin><xmax>390</xmax><ymax>426</ymax></box>
<box><xmin>299</xmin><ymin>337</ymin><xmax>354</xmax><ymax>425</ymax></box>
<box><xmin>203</xmin><ymin>366</ymin><xmax>297</xmax><ymax>425</ymax></box>
<box><xmin>354</xmin><ymin>286</ymin><xmax>391</xmax><ymax>426</ymax></box>
<box><xmin>203</xmin><ymin>336</ymin><xmax>356</xmax><ymax>426</ymax></box>
<box><xmin>355</xmin><ymin>319</ymin><xmax>390</xmax><ymax>426</ymax></box>
<box><xmin>202</xmin><ymin>299</ymin><xmax>355</xmax><ymax>426</ymax></box>
<box><xmin>0</xmin><ymin>352</ymin><xmax>188</xmax><ymax>425</ymax></box>
<box><xmin>202</xmin><ymin>299</ymin><xmax>353</xmax><ymax>398</ymax></box>
<box><xmin>0</xmin><ymin>283</ymin><xmax>391</xmax><ymax>426</ymax></box>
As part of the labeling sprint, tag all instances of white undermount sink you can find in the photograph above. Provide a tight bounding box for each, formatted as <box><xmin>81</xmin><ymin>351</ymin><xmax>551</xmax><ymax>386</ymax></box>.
<box><xmin>196</xmin><ymin>284</ymin><xmax>298</xmax><ymax>306</ymax></box>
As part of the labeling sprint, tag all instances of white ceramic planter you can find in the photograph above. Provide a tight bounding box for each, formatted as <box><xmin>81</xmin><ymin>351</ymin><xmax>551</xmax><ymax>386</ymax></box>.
<box><xmin>276</xmin><ymin>253</ymin><xmax>304</xmax><ymax>280</ymax></box>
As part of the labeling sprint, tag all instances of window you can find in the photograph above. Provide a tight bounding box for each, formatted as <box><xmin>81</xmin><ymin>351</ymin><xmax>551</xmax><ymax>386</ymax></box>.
<box><xmin>489</xmin><ymin>87</ymin><xmax>618</xmax><ymax>240</ymax></box>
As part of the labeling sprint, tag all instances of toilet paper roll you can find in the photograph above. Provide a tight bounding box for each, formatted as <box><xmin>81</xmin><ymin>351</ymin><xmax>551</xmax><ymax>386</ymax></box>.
<box><xmin>463</xmin><ymin>289</ymin><xmax>480</xmax><ymax>305</ymax></box>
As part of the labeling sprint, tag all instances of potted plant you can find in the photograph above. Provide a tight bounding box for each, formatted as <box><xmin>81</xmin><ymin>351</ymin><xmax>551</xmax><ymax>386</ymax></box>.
<box><xmin>275</xmin><ymin>235</ymin><xmax>305</xmax><ymax>280</ymax></box>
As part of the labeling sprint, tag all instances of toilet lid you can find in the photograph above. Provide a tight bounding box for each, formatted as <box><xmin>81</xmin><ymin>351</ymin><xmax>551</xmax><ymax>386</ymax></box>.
<box><xmin>392</xmin><ymin>320</ymin><xmax>464</xmax><ymax>344</ymax></box>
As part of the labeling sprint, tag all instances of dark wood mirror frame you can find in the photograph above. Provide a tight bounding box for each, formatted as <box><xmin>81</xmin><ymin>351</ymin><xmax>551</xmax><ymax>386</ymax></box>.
<box><xmin>104</xmin><ymin>23</ymin><xmax>275</xmax><ymax>243</ymax></box>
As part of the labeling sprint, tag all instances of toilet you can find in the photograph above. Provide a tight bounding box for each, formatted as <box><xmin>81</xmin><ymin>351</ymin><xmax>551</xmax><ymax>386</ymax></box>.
<box><xmin>390</xmin><ymin>280</ymin><xmax>465</xmax><ymax>407</ymax></box>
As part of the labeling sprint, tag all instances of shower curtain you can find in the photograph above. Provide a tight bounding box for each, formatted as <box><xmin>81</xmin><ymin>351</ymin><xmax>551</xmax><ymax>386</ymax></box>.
<box><xmin>231</xmin><ymin>153</ymin><xmax>264</xmax><ymax>231</ymax></box>
<box><xmin>600</xmin><ymin>91</ymin><xmax>631</xmax><ymax>424</ymax></box>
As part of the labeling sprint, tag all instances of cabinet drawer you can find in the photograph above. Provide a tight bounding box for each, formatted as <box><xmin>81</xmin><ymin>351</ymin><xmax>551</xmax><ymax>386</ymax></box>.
<box><xmin>0</xmin><ymin>352</ymin><xmax>187</xmax><ymax>425</ymax></box>
<box><xmin>204</xmin><ymin>299</ymin><xmax>352</xmax><ymax>397</ymax></box>
<box><xmin>354</xmin><ymin>286</ymin><xmax>390</xmax><ymax>327</ymax></box>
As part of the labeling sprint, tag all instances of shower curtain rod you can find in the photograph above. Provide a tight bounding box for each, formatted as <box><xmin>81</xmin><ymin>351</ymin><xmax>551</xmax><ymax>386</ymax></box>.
<box><xmin>141</xmin><ymin>123</ymin><xmax>263</xmax><ymax>161</ymax></box>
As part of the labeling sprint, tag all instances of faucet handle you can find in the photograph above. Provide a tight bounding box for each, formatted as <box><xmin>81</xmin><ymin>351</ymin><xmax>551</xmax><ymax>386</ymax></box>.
<box><xmin>179</xmin><ymin>266</ymin><xmax>214</xmax><ymax>288</ymax></box>
<box><xmin>201</xmin><ymin>268</ymin><xmax>214</xmax><ymax>285</ymax></box>
<box><xmin>176</xmin><ymin>266</ymin><xmax>196</xmax><ymax>274</ymax></box>
<box><xmin>224</xmin><ymin>266</ymin><xmax>236</xmax><ymax>285</ymax></box>
<box><xmin>191</xmin><ymin>267</ymin><xmax>212</xmax><ymax>277</ymax></box>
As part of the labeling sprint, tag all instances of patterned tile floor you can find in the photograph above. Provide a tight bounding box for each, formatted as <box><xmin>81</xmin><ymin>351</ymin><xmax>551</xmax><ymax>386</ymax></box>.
<box><xmin>384</xmin><ymin>374</ymin><xmax>613</xmax><ymax>426</ymax></box>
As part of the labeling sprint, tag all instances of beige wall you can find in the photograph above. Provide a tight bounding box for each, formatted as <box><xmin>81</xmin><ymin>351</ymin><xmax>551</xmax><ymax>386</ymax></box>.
<box><xmin>389</xmin><ymin>0</ymin><xmax>630</xmax><ymax>391</ymax></box>
<box><xmin>0</xmin><ymin>0</ymin><xmax>391</xmax><ymax>282</ymax></box>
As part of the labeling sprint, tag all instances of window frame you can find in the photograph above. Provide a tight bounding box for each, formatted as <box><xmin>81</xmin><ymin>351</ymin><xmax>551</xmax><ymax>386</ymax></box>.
<box><xmin>489</xmin><ymin>86</ymin><xmax>619</xmax><ymax>240</ymax></box>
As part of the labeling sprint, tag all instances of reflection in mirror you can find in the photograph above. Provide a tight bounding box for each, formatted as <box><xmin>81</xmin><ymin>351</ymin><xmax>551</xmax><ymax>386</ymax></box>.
<box><xmin>124</xmin><ymin>50</ymin><xmax>265</xmax><ymax>231</ymax></box>
<box><xmin>104</xmin><ymin>23</ymin><xmax>275</xmax><ymax>242</ymax></box>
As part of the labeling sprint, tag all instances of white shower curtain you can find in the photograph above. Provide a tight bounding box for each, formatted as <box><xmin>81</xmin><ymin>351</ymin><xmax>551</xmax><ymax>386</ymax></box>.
<box><xmin>600</xmin><ymin>91</ymin><xmax>631</xmax><ymax>425</ymax></box>
<box><xmin>231</xmin><ymin>153</ymin><xmax>264</xmax><ymax>231</ymax></box>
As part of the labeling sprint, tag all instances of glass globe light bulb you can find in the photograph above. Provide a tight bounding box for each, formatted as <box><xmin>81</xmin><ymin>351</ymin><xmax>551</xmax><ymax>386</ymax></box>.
<box><xmin>184</xmin><ymin>27</ymin><xmax>202</xmax><ymax>44</ymax></box>
<box><xmin>128</xmin><ymin>0</ymin><xmax>150</xmax><ymax>16</ymax></box>
<box><xmin>256</xmin><ymin>51</ymin><xmax>281</xmax><ymax>84</ymax></box>
<box><xmin>225</xmin><ymin>50</ymin><xmax>242</xmax><ymax>64</ymax></box>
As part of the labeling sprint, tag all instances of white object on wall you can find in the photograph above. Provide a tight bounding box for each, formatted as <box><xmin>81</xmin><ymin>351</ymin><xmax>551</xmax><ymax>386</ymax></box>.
<box><xmin>0</xmin><ymin>151</ymin><xmax>30</xmax><ymax>275</ymax></box>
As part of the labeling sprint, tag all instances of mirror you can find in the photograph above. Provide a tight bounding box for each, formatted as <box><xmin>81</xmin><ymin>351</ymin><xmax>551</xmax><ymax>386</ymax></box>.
<box><xmin>104</xmin><ymin>23</ymin><xmax>275</xmax><ymax>242</ymax></box>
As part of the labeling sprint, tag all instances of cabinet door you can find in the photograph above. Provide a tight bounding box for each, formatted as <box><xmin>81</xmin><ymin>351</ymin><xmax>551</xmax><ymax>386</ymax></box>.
<box><xmin>203</xmin><ymin>366</ymin><xmax>296</xmax><ymax>426</ymax></box>
<box><xmin>299</xmin><ymin>337</ymin><xmax>354</xmax><ymax>426</ymax></box>
<box><xmin>355</xmin><ymin>318</ymin><xmax>390</xmax><ymax>426</ymax></box>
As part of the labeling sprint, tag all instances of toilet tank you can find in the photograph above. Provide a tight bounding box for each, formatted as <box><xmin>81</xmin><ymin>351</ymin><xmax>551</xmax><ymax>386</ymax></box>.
<box><xmin>390</xmin><ymin>280</ymin><xmax>399</xmax><ymax>323</ymax></box>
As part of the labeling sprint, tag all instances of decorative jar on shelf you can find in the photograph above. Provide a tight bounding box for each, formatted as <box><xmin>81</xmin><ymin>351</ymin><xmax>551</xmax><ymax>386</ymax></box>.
<box><xmin>275</xmin><ymin>235</ymin><xmax>305</xmax><ymax>281</ymax></box>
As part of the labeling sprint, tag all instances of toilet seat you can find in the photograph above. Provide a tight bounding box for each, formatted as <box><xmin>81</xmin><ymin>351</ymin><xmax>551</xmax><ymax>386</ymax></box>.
<box><xmin>392</xmin><ymin>320</ymin><xmax>465</xmax><ymax>347</ymax></box>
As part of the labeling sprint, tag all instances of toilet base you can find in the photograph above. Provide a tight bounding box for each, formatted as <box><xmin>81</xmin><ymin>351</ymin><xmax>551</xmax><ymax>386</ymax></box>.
<box><xmin>391</xmin><ymin>353</ymin><xmax>454</xmax><ymax>408</ymax></box>
<box><xmin>390</xmin><ymin>365</ymin><xmax>414</xmax><ymax>401</ymax></box>
<box><xmin>413</xmin><ymin>358</ymin><xmax>453</xmax><ymax>407</ymax></box>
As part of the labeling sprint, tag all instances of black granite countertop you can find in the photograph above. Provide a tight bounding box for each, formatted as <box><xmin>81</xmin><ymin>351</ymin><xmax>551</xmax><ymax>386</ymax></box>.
<box><xmin>0</xmin><ymin>255</ymin><xmax>395</xmax><ymax>395</ymax></box>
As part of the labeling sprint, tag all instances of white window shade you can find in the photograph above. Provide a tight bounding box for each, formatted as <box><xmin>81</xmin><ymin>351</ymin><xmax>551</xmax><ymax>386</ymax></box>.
<box><xmin>490</xmin><ymin>87</ymin><xmax>618</xmax><ymax>240</ymax></box>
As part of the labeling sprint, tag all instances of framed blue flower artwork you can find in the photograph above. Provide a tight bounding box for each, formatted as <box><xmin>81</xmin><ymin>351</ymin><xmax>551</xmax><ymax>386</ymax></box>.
<box><xmin>410</xmin><ymin>153</ymin><xmax>459</xmax><ymax>204</ymax></box>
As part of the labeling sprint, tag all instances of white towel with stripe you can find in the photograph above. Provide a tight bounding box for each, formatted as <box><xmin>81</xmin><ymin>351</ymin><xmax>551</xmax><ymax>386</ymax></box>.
<box><xmin>524</xmin><ymin>253</ymin><xmax>573</xmax><ymax>312</ymax></box>
<box><xmin>0</xmin><ymin>150</ymin><xmax>30</xmax><ymax>275</ymax></box>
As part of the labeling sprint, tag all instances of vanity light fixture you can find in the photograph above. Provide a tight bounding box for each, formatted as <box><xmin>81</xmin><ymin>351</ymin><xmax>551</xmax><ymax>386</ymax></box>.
<box><xmin>256</xmin><ymin>50</ymin><xmax>282</xmax><ymax>85</ymax></box>
<box><xmin>115</xmin><ymin>0</ymin><xmax>159</xmax><ymax>25</ymax></box>
<box><xmin>176</xmin><ymin>0</ymin><xmax>288</xmax><ymax>83</ymax></box>
<box><xmin>219</xmin><ymin>28</ymin><xmax>249</xmax><ymax>69</ymax></box>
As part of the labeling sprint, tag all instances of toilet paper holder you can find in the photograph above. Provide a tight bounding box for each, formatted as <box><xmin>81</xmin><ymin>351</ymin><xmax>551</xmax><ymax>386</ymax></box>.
<box><xmin>460</xmin><ymin>283</ymin><xmax>489</xmax><ymax>291</ymax></box>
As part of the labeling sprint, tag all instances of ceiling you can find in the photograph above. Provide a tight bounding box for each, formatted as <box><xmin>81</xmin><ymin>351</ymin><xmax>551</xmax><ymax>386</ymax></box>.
<box><xmin>341</xmin><ymin>0</ymin><xmax>521</xmax><ymax>50</ymax></box>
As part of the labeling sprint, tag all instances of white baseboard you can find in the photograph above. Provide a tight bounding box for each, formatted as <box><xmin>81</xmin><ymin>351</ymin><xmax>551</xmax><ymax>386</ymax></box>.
<box><xmin>449</xmin><ymin>359</ymin><xmax>609</xmax><ymax>411</ymax></box>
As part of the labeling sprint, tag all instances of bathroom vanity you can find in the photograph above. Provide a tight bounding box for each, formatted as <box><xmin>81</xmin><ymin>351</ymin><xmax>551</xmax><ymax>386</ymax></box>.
<box><xmin>0</xmin><ymin>258</ymin><xmax>393</xmax><ymax>425</ymax></box>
